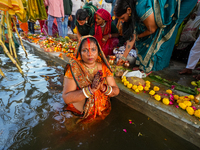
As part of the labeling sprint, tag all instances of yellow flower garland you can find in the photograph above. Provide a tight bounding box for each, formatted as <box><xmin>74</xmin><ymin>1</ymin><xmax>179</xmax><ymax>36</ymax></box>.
<box><xmin>194</xmin><ymin>109</ymin><xmax>200</xmax><ymax>118</ymax></box>
<box><xmin>132</xmin><ymin>85</ymin><xmax>138</xmax><ymax>90</ymax></box>
<box><xmin>166</xmin><ymin>89</ymin><xmax>172</xmax><ymax>94</ymax></box>
<box><xmin>127</xmin><ymin>83</ymin><xmax>132</xmax><ymax>89</ymax></box>
<box><xmin>144</xmin><ymin>86</ymin><xmax>149</xmax><ymax>91</ymax></box>
<box><xmin>183</xmin><ymin>101</ymin><xmax>192</xmax><ymax>107</ymax></box>
<box><xmin>162</xmin><ymin>98</ymin><xmax>170</xmax><ymax>105</ymax></box>
<box><xmin>174</xmin><ymin>95</ymin><xmax>179</xmax><ymax>100</ymax></box>
<box><xmin>188</xmin><ymin>95</ymin><xmax>194</xmax><ymax>100</ymax></box>
<box><xmin>121</xmin><ymin>77</ymin><xmax>200</xmax><ymax>120</ymax></box>
<box><xmin>149</xmin><ymin>90</ymin><xmax>155</xmax><ymax>96</ymax></box>
<box><xmin>145</xmin><ymin>80</ymin><xmax>150</xmax><ymax>85</ymax></box>
<box><xmin>179</xmin><ymin>103</ymin><xmax>187</xmax><ymax>110</ymax></box>
<box><xmin>153</xmin><ymin>86</ymin><xmax>160</xmax><ymax>92</ymax></box>
<box><xmin>154</xmin><ymin>94</ymin><xmax>161</xmax><ymax>101</ymax></box>
<box><xmin>186</xmin><ymin>107</ymin><xmax>194</xmax><ymax>115</ymax></box>
<box><xmin>138</xmin><ymin>85</ymin><xmax>144</xmax><ymax>91</ymax></box>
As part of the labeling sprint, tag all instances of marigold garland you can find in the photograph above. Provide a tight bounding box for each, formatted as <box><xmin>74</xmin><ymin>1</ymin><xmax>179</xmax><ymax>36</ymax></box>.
<box><xmin>186</xmin><ymin>107</ymin><xmax>194</xmax><ymax>115</ymax></box>
<box><xmin>121</xmin><ymin>77</ymin><xmax>200</xmax><ymax>120</ymax></box>
<box><xmin>163</xmin><ymin>98</ymin><xmax>170</xmax><ymax>105</ymax></box>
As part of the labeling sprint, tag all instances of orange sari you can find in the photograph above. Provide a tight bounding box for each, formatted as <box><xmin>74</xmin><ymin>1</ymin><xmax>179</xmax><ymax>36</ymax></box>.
<box><xmin>64</xmin><ymin>35</ymin><xmax>113</xmax><ymax>124</ymax></box>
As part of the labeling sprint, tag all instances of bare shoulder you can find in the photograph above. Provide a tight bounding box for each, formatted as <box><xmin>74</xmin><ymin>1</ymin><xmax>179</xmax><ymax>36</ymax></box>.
<box><xmin>63</xmin><ymin>77</ymin><xmax>77</xmax><ymax>93</ymax></box>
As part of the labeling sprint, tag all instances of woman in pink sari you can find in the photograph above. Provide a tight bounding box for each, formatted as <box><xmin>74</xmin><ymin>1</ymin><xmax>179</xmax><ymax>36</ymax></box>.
<box><xmin>94</xmin><ymin>8</ymin><xmax>119</xmax><ymax>57</ymax></box>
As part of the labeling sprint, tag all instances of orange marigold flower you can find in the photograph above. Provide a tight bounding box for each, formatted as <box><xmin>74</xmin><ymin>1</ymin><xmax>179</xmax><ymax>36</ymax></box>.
<box><xmin>183</xmin><ymin>101</ymin><xmax>192</xmax><ymax>107</ymax></box>
<box><xmin>162</xmin><ymin>98</ymin><xmax>170</xmax><ymax>105</ymax></box>
<box><xmin>153</xmin><ymin>86</ymin><xmax>160</xmax><ymax>92</ymax></box>
<box><xmin>132</xmin><ymin>85</ymin><xmax>138</xmax><ymax>90</ymax></box>
<box><xmin>166</xmin><ymin>89</ymin><xmax>172</xmax><ymax>94</ymax></box>
<box><xmin>138</xmin><ymin>85</ymin><xmax>144</xmax><ymax>91</ymax></box>
<box><xmin>186</xmin><ymin>107</ymin><xmax>194</xmax><ymax>115</ymax></box>
<box><xmin>188</xmin><ymin>95</ymin><xmax>194</xmax><ymax>100</ymax></box>
<box><xmin>173</xmin><ymin>95</ymin><xmax>179</xmax><ymax>100</ymax></box>
<box><xmin>194</xmin><ymin>109</ymin><xmax>200</xmax><ymax>118</ymax></box>
<box><xmin>179</xmin><ymin>103</ymin><xmax>187</xmax><ymax>110</ymax></box>
<box><xmin>154</xmin><ymin>94</ymin><xmax>161</xmax><ymax>101</ymax></box>
<box><xmin>149</xmin><ymin>90</ymin><xmax>155</xmax><ymax>96</ymax></box>
<box><xmin>145</xmin><ymin>81</ymin><xmax>151</xmax><ymax>85</ymax></box>
<box><xmin>144</xmin><ymin>86</ymin><xmax>149</xmax><ymax>91</ymax></box>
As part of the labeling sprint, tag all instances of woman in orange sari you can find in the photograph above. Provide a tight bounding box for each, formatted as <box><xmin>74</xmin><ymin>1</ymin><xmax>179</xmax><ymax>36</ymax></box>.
<box><xmin>62</xmin><ymin>35</ymin><xmax>119</xmax><ymax>124</ymax></box>
<box><xmin>93</xmin><ymin>8</ymin><xmax>119</xmax><ymax>57</ymax></box>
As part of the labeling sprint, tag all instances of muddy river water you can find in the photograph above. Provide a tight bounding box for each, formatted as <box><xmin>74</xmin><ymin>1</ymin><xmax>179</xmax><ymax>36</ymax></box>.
<box><xmin>0</xmin><ymin>45</ymin><xmax>198</xmax><ymax>150</ymax></box>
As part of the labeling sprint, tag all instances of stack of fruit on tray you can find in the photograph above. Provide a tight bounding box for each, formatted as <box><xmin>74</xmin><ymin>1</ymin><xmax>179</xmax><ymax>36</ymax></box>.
<box><xmin>37</xmin><ymin>36</ymin><xmax>78</xmax><ymax>54</ymax></box>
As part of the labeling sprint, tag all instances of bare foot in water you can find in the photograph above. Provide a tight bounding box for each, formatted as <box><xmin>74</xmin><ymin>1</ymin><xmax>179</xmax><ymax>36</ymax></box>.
<box><xmin>179</xmin><ymin>68</ymin><xmax>192</xmax><ymax>75</ymax></box>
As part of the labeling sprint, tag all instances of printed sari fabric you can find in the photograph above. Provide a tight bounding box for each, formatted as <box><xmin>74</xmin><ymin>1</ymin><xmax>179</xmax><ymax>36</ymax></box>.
<box><xmin>64</xmin><ymin>35</ymin><xmax>113</xmax><ymax>124</ymax></box>
<box><xmin>134</xmin><ymin>0</ymin><xmax>197</xmax><ymax>72</ymax></box>
<box><xmin>94</xmin><ymin>8</ymin><xmax>119</xmax><ymax>57</ymax></box>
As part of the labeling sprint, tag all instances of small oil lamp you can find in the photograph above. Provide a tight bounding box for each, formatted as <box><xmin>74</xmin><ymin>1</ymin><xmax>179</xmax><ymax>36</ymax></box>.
<box><xmin>108</xmin><ymin>55</ymin><xmax>116</xmax><ymax>65</ymax></box>
<box><xmin>124</xmin><ymin>60</ymin><xmax>130</xmax><ymax>68</ymax></box>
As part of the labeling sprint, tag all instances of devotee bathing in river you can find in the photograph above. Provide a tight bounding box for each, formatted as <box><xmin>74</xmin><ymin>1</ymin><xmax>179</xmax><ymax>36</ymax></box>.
<box><xmin>62</xmin><ymin>35</ymin><xmax>119</xmax><ymax>123</ymax></box>
<box><xmin>115</xmin><ymin>0</ymin><xmax>197</xmax><ymax>73</ymax></box>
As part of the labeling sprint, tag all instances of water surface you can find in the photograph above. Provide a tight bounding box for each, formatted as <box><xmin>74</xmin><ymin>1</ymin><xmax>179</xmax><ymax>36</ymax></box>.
<box><xmin>0</xmin><ymin>44</ymin><xmax>198</xmax><ymax>150</ymax></box>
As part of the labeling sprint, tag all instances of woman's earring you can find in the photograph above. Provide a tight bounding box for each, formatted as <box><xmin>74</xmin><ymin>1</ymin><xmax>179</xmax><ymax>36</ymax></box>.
<box><xmin>86</xmin><ymin>20</ymin><xmax>88</xmax><ymax>24</ymax></box>
<box><xmin>129</xmin><ymin>13</ymin><xmax>131</xmax><ymax>17</ymax></box>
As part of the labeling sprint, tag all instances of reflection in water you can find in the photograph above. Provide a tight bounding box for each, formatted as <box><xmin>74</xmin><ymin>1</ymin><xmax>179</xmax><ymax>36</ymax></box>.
<box><xmin>0</xmin><ymin>45</ymin><xmax>64</xmax><ymax>149</ymax></box>
<box><xmin>0</xmin><ymin>44</ymin><xmax>199</xmax><ymax>150</ymax></box>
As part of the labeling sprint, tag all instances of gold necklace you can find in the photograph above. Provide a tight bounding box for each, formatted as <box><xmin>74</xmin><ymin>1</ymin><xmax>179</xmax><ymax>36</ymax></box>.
<box><xmin>83</xmin><ymin>63</ymin><xmax>97</xmax><ymax>74</ymax></box>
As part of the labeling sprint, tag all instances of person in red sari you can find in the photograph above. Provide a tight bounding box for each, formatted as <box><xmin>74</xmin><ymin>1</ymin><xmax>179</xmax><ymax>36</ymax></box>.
<box><xmin>93</xmin><ymin>8</ymin><xmax>119</xmax><ymax>57</ymax></box>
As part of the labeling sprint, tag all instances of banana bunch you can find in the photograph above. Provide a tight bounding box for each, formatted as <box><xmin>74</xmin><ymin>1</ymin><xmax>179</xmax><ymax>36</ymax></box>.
<box><xmin>28</xmin><ymin>0</ymin><xmax>47</xmax><ymax>22</ymax></box>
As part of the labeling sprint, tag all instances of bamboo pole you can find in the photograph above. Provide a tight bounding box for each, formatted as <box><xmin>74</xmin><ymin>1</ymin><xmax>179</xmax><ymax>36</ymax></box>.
<box><xmin>0</xmin><ymin>39</ymin><xmax>23</xmax><ymax>76</ymax></box>
<box><xmin>6</xmin><ymin>12</ymin><xmax>17</xmax><ymax>58</ymax></box>
<box><xmin>11</xmin><ymin>17</ymin><xmax>28</xmax><ymax>58</ymax></box>
<box><xmin>0</xmin><ymin>68</ymin><xmax>5</xmax><ymax>77</ymax></box>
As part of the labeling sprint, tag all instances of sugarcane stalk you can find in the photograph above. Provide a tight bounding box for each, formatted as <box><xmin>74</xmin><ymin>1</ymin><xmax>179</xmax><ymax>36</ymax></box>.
<box><xmin>0</xmin><ymin>11</ymin><xmax>4</xmax><ymax>41</ymax></box>
<box><xmin>11</xmin><ymin>17</ymin><xmax>28</xmax><ymax>58</ymax></box>
<box><xmin>0</xmin><ymin>39</ymin><xmax>23</xmax><ymax>76</ymax></box>
<box><xmin>6</xmin><ymin>12</ymin><xmax>17</xmax><ymax>58</ymax></box>
<box><xmin>0</xmin><ymin>11</ymin><xmax>6</xmax><ymax>43</ymax></box>
<box><xmin>0</xmin><ymin>68</ymin><xmax>5</xmax><ymax>77</ymax></box>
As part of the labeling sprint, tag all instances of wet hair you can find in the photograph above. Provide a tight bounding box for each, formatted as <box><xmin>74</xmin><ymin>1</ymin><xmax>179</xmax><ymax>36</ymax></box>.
<box><xmin>114</xmin><ymin>0</ymin><xmax>138</xmax><ymax>41</ymax></box>
<box><xmin>76</xmin><ymin>9</ymin><xmax>89</xmax><ymax>21</ymax></box>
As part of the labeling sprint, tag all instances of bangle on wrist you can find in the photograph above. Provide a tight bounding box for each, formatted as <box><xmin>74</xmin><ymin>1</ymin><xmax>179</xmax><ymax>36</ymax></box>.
<box><xmin>104</xmin><ymin>85</ymin><xmax>112</xmax><ymax>95</ymax></box>
<box><xmin>121</xmin><ymin>56</ymin><xmax>126</xmax><ymax>61</ymax></box>
<box><xmin>136</xmin><ymin>34</ymin><xmax>139</xmax><ymax>41</ymax></box>
<box><xmin>82</xmin><ymin>86</ymin><xmax>93</xmax><ymax>98</ymax></box>
<box><xmin>109</xmin><ymin>34</ymin><xmax>112</xmax><ymax>38</ymax></box>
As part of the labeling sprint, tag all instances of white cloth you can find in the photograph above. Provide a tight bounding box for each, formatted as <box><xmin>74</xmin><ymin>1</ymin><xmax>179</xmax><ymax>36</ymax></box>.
<box><xmin>125</xmin><ymin>70</ymin><xmax>146</xmax><ymax>78</ymax></box>
<box><xmin>71</xmin><ymin>0</ymin><xmax>83</xmax><ymax>15</ymax></box>
<box><xmin>186</xmin><ymin>35</ymin><xmax>200</xmax><ymax>69</ymax></box>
